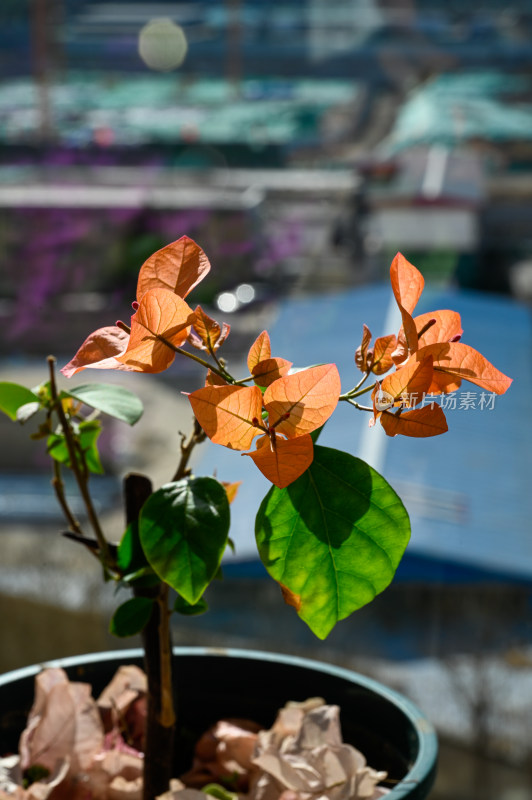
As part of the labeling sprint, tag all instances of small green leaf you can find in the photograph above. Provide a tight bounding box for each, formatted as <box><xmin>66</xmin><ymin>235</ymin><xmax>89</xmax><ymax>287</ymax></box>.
<box><xmin>255</xmin><ymin>445</ymin><xmax>410</xmax><ymax>640</ymax></box>
<box><xmin>174</xmin><ymin>594</ymin><xmax>209</xmax><ymax>616</ymax></box>
<box><xmin>47</xmin><ymin>419</ymin><xmax>104</xmax><ymax>474</ymax></box>
<box><xmin>63</xmin><ymin>383</ymin><xmax>143</xmax><ymax>425</ymax></box>
<box><xmin>202</xmin><ymin>785</ymin><xmax>239</xmax><ymax>800</ymax></box>
<box><xmin>121</xmin><ymin>568</ymin><xmax>161</xmax><ymax>588</ymax></box>
<box><xmin>109</xmin><ymin>597</ymin><xmax>154</xmax><ymax>637</ymax></box>
<box><xmin>0</xmin><ymin>382</ymin><xmax>40</xmax><ymax>421</ymax></box>
<box><xmin>139</xmin><ymin>477</ymin><xmax>230</xmax><ymax>605</ymax></box>
<box><xmin>118</xmin><ymin>523</ymin><xmax>149</xmax><ymax>573</ymax></box>
<box><xmin>117</xmin><ymin>524</ymin><xmax>160</xmax><ymax>587</ymax></box>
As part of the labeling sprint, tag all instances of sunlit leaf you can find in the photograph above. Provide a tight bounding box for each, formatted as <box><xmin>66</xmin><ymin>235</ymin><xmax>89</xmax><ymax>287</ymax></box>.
<box><xmin>139</xmin><ymin>478</ymin><xmax>230</xmax><ymax>604</ymax></box>
<box><xmin>61</xmin><ymin>326</ymin><xmax>132</xmax><ymax>378</ymax></box>
<box><xmin>189</xmin><ymin>305</ymin><xmax>230</xmax><ymax>352</ymax></box>
<box><xmin>390</xmin><ymin>252</ymin><xmax>425</xmax><ymax>315</ymax></box>
<box><xmin>63</xmin><ymin>384</ymin><xmax>143</xmax><ymax>425</ymax></box>
<box><xmin>264</xmin><ymin>364</ymin><xmax>341</xmax><ymax>438</ymax></box>
<box><xmin>117</xmin><ymin>288</ymin><xmax>196</xmax><ymax>373</ymax></box>
<box><xmin>390</xmin><ymin>252</ymin><xmax>424</xmax><ymax>356</ymax></box>
<box><xmin>252</xmin><ymin>357</ymin><xmax>293</xmax><ymax>387</ymax></box>
<box><xmin>355</xmin><ymin>324</ymin><xmax>372</xmax><ymax>372</ymax></box>
<box><xmin>381</xmin><ymin>356</ymin><xmax>434</xmax><ymax>406</ymax></box>
<box><xmin>255</xmin><ymin>445</ymin><xmax>410</xmax><ymax>639</ymax></box>
<box><xmin>205</xmin><ymin>370</ymin><xmax>229</xmax><ymax>387</ymax></box>
<box><xmin>188</xmin><ymin>384</ymin><xmax>263</xmax><ymax>450</ymax></box>
<box><xmin>109</xmin><ymin>597</ymin><xmax>154</xmax><ymax>638</ymax></box>
<box><xmin>412</xmin><ymin>342</ymin><xmax>513</xmax><ymax>395</ymax></box>
<box><xmin>380</xmin><ymin>404</ymin><xmax>448</xmax><ymax>437</ymax></box>
<box><xmin>244</xmin><ymin>433</ymin><xmax>314</xmax><ymax>488</ymax></box>
<box><xmin>247</xmin><ymin>331</ymin><xmax>271</xmax><ymax>372</ymax></box>
<box><xmin>136</xmin><ymin>235</ymin><xmax>211</xmax><ymax>301</ymax></box>
<box><xmin>47</xmin><ymin>419</ymin><xmax>104</xmax><ymax>474</ymax></box>
<box><xmin>371</xmin><ymin>334</ymin><xmax>398</xmax><ymax>375</ymax></box>
<box><xmin>416</xmin><ymin>309</ymin><xmax>462</xmax><ymax>347</ymax></box>
<box><xmin>395</xmin><ymin>310</ymin><xmax>463</xmax><ymax>359</ymax></box>
<box><xmin>0</xmin><ymin>382</ymin><xmax>40</xmax><ymax>420</ymax></box>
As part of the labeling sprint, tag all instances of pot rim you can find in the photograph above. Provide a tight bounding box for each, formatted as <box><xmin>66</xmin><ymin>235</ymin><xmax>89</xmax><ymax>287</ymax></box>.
<box><xmin>0</xmin><ymin>646</ymin><xmax>438</xmax><ymax>799</ymax></box>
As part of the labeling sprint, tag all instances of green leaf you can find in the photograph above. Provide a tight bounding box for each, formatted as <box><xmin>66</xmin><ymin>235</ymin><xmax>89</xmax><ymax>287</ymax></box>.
<box><xmin>118</xmin><ymin>523</ymin><xmax>149</xmax><ymax>573</ymax></box>
<box><xmin>117</xmin><ymin>525</ymin><xmax>160</xmax><ymax>587</ymax></box>
<box><xmin>47</xmin><ymin>419</ymin><xmax>104</xmax><ymax>474</ymax></box>
<box><xmin>255</xmin><ymin>445</ymin><xmax>410</xmax><ymax>640</ymax></box>
<box><xmin>174</xmin><ymin>594</ymin><xmax>209</xmax><ymax>616</ymax></box>
<box><xmin>202</xmin><ymin>785</ymin><xmax>239</xmax><ymax>800</ymax></box>
<box><xmin>109</xmin><ymin>597</ymin><xmax>154</xmax><ymax>637</ymax></box>
<box><xmin>139</xmin><ymin>477</ymin><xmax>230</xmax><ymax>605</ymax></box>
<box><xmin>0</xmin><ymin>382</ymin><xmax>40</xmax><ymax>421</ymax></box>
<box><xmin>63</xmin><ymin>383</ymin><xmax>143</xmax><ymax>425</ymax></box>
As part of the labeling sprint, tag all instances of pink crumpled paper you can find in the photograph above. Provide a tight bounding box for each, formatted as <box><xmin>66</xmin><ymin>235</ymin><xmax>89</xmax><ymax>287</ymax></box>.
<box><xmin>247</xmin><ymin>698</ymin><xmax>389</xmax><ymax>800</ymax></box>
<box><xmin>1</xmin><ymin>671</ymin><xmax>389</xmax><ymax>800</ymax></box>
<box><xmin>0</xmin><ymin>666</ymin><xmax>147</xmax><ymax>800</ymax></box>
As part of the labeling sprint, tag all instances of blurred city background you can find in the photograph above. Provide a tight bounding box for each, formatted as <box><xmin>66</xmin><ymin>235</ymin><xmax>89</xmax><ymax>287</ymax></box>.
<box><xmin>1</xmin><ymin>2</ymin><xmax>531</xmax><ymax>799</ymax></box>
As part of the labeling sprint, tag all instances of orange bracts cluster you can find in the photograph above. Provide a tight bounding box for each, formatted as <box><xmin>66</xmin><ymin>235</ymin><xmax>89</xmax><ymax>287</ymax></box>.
<box><xmin>355</xmin><ymin>253</ymin><xmax>512</xmax><ymax>438</ymax></box>
<box><xmin>62</xmin><ymin>238</ymin><xmax>511</xmax><ymax>488</ymax></box>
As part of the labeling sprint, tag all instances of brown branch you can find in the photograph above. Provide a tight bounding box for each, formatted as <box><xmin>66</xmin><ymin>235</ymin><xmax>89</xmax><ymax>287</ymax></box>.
<box><xmin>47</xmin><ymin>356</ymin><xmax>113</xmax><ymax>568</ymax></box>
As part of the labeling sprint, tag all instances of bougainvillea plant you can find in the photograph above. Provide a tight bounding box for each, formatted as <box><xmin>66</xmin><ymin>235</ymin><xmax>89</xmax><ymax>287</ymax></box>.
<box><xmin>0</xmin><ymin>236</ymin><xmax>511</xmax><ymax>800</ymax></box>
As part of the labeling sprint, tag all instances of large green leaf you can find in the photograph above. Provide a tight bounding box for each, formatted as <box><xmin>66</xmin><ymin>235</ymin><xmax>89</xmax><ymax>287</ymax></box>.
<box><xmin>0</xmin><ymin>382</ymin><xmax>39</xmax><ymax>421</ymax></box>
<box><xmin>255</xmin><ymin>445</ymin><xmax>410</xmax><ymax>639</ymax></box>
<box><xmin>139</xmin><ymin>477</ymin><xmax>230</xmax><ymax>605</ymax></box>
<box><xmin>63</xmin><ymin>383</ymin><xmax>143</xmax><ymax>425</ymax></box>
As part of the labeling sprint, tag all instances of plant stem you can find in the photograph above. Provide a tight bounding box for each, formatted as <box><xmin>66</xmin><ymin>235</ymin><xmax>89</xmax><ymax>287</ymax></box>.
<box><xmin>339</xmin><ymin>379</ymin><xmax>376</xmax><ymax>402</ymax></box>
<box><xmin>155</xmin><ymin>332</ymin><xmax>234</xmax><ymax>383</ymax></box>
<box><xmin>51</xmin><ymin>459</ymin><xmax>84</xmax><ymax>535</ymax></box>
<box><xmin>47</xmin><ymin>357</ymin><xmax>112</xmax><ymax>567</ymax></box>
<box><xmin>172</xmin><ymin>418</ymin><xmax>206</xmax><ymax>482</ymax></box>
<box><xmin>125</xmin><ymin>473</ymin><xmax>175</xmax><ymax>800</ymax></box>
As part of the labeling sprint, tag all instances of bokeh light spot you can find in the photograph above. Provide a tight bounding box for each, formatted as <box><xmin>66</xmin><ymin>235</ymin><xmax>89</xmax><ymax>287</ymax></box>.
<box><xmin>138</xmin><ymin>18</ymin><xmax>188</xmax><ymax>72</ymax></box>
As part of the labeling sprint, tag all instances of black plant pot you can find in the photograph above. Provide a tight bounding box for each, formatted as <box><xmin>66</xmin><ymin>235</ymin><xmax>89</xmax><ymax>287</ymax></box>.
<box><xmin>0</xmin><ymin>647</ymin><xmax>437</xmax><ymax>799</ymax></box>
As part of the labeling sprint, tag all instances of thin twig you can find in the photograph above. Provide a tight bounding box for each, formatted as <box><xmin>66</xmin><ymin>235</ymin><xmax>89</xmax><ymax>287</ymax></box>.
<box><xmin>171</xmin><ymin>417</ymin><xmax>207</xmax><ymax>482</ymax></box>
<box><xmin>47</xmin><ymin>356</ymin><xmax>113</xmax><ymax>568</ymax></box>
<box><xmin>344</xmin><ymin>398</ymin><xmax>373</xmax><ymax>412</ymax></box>
<box><xmin>51</xmin><ymin>459</ymin><xmax>84</xmax><ymax>535</ymax></box>
<box><xmin>339</xmin><ymin>379</ymin><xmax>376</xmax><ymax>402</ymax></box>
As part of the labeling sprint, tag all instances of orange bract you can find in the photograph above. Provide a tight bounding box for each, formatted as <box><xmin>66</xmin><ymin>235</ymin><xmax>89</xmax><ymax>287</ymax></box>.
<box><xmin>264</xmin><ymin>364</ymin><xmax>341</xmax><ymax>438</ymax></box>
<box><xmin>252</xmin><ymin>357</ymin><xmax>293</xmax><ymax>387</ymax></box>
<box><xmin>390</xmin><ymin>252</ymin><xmax>424</xmax><ymax>359</ymax></box>
<box><xmin>136</xmin><ymin>236</ymin><xmax>211</xmax><ymax>302</ymax></box>
<box><xmin>189</xmin><ymin>305</ymin><xmax>230</xmax><ymax>352</ymax></box>
<box><xmin>244</xmin><ymin>434</ymin><xmax>313</xmax><ymax>488</ymax></box>
<box><xmin>411</xmin><ymin>342</ymin><xmax>513</xmax><ymax>395</ymax></box>
<box><xmin>380</xmin><ymin>405</ymin><xmax>448</xmax><ymax>438</ymax></box>
<box><xmin>381</xmin><ymin>356</ymin><xmax>434</xmax><ymax>407</ymax></box>
<box><xmin>355</xmin><ymin>324</ymin><xmax>372</xmax><ymax>372</ymax></box>
<box><xmin>61</xmin><ymin>326</ymin><xmax>132</xmax><ymax>378</ymax></box>
<box><xmin>117</xmin><ymin>289</ymin><xmax>196</xmax><ymax>373</ymax></box>
<box><xmin>222</xmin><ymin>481</ymin><xmax>242</xmax><ymax>504</ymax></box>
<box><xmin>188</xmin><ymin>384</ymin><xmax>263</xmax><ymax>451</ymax></box>
<box><xmin>371</xmin><ymin>335</ymin><xmax>397</xmax><ymax>375</ymax></box>
<box><xmin>247</xmin><ymin>331</ymin><xmax>272</xmax><ymax>372</ymax></box>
